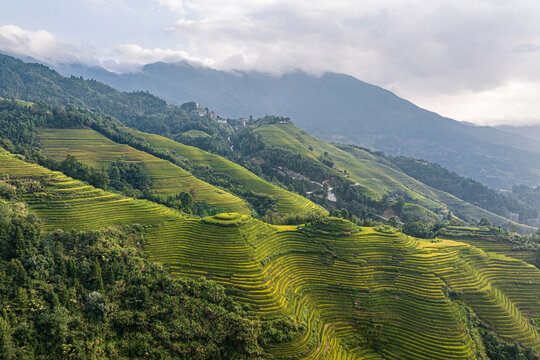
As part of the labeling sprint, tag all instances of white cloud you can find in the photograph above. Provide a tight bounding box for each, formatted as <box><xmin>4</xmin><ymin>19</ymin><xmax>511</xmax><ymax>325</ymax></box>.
<box><xmin>3</xmin><ymin>0</ymin><xmax>540</xmax><ymax>125</ymax></box>
<box><xmin>414</xmin><ymin>81</ymin><xmax>540</xmax><ymax>126</ymax></box>
<box><xmin>149</xmin><ymin>0</ymin><xmax>540</xmax><ymax>125</ymax></box>
<box><xmin>0</xmin><ymin>25</ymin><xmax>83</xmax><ymax>64</ymax></box>
<box><xmin>100</xmin><ymin>44</ymin><xmax>209</xmax><ymax>72</ymax></box>
<box><xmin>0</xmin><ymin>25</ymin><xmax>199</xmax><ymax>73</ymax></box>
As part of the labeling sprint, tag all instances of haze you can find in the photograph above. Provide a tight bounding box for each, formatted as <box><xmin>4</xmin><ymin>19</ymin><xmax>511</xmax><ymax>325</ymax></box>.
<box><xmin>1</xmin><ymin>0</ymin><xmax>540</xmax><ymax>126</ymax></box>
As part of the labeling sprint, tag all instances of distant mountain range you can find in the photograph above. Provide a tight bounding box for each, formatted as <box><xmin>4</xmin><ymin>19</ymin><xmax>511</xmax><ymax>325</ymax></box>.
<box><xmin>497</xmin><ymin>124</ymin><xmax>540</xmax><ymax>143</ymax></box>
<box><xmin>51</xmin><ymin>60</ymin><xmax>540</xmax><ymax>190</ymax></box>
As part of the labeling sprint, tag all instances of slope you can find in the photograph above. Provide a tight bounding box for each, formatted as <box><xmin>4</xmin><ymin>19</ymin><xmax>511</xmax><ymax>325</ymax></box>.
<box><xmin>0</xmin><ymin>148</ymin><xmax>180</xmax><ymax>230</ymax></box>
<box><xmin>126</xmin><ymin>128</ymin><xmax>327</xmax><ymax>216</ymax></box>
<box><xmin>250</xmin><ymin>121</ymin><xmax>532</xmax><ymax>230</ymax></box>
<box><xmin>0</xmin><ymin>53</ymin><xmax>533</xmax><ymax>227</ymax></box>
<box><xmin>2</xmin><ymin>149</ymin><xmax>539</xmax><ymax>359</ymax></box>
<box><xmin>56</xmin><ymin>59</ymin><xmax>540</xmax><ymax>189</ymax></box>
<box><xmin>36</xmin><ymin>127</ymin><xmax>251</xmax><ymax>214</ymax></box>
<box><xmin>145</xmin><ymin>216</ymin><xmax>540</xmax><ymax>359</ymax></box>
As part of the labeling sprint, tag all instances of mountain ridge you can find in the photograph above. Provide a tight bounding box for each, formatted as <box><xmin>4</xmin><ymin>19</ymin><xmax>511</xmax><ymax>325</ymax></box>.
<box><xmin>53</xmin><ymin>58</ymin><xmax>540</xmax><ymax>190</ymax></box>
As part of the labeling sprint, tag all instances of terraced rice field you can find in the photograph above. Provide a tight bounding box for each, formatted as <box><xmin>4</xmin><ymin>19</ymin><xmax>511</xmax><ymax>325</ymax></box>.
<box><xmin>252</xmin><ymin>122</ymin><xmax>530</xmax><ymax>230</ymax></box>
<box><xmin>144</xmin><ymin>216</ymin><xmax>540</xmax><ymax>359</ymax></box>
<box><xmin>37</xmin><ymin>128</ymin><xmax>250</xmax><ymax>214</ymax></box>
<box><xmin>128</xmin><ymin>129</ymin><xmax>327</xmax><ymax>216</ymax></box>
<box><xmin>2</xmin><ymin>150</ymin><xmax>539</xmax><ymax>359</ymax></box>
<box><xmin>437</xmin><ymin>226</ymin><xmax>538</xmax><ymax>265</ymax></box>
<box><xmin>0</xmin><ymin>150</ymin><xmax>180</xmax><ymax>230</ymax></box>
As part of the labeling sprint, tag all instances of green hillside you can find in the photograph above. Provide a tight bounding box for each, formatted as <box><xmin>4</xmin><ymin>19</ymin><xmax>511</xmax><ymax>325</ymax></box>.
<box><xmin>437</xmin><ymin>226</ymin><xmax>539</xmax><ymax>264</ymax></box>
<box><xmin>128</xmin><ymin>129</ymin><xmax>327</xmax><ymax>217</ymax></box>
<box><xmin>0</xmin><ymin>149</ymin><xmax>181</xmax><ymax>230</ymax></box>
<box><xmin>251</xmin><ymin>121</ymin><xmax>532</xmax><ymax>230</ymax></box>
<box><xmin>2</xmin><ymin>150</ymin><xmax>539</xmax><ymax>359</ymax></box>
<box><xmin>144</xmin><ymin>216</ymin><xmax>540</xmax><ymax>359</ymax></box>
<box><xmin>37</xmin><ymin>128</ymin><xmax>251</xmax><ymax>215</ymax></box>
<box><xmin>2</xmin><ymin>53</ymin><xmax>540</xmax><ymax>360</ymax></box>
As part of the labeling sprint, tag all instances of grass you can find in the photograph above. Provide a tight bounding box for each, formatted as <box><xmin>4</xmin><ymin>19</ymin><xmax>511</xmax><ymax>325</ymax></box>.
<box><xmin>37</xmin><ymin>128</ymin><xmax>251</xmax><ymax>214</ymax></box>
<box><xmin>0</xmin><ymin>150</ymin><xmax>181</xmax><ymax>230</ymax></box>
<box><xmin>3</xmin><ymin>148</ymin><xmax>539</xmax><ymax>359</ymax></box>
<box><xmin>143</xmin><ymin>216</ymin><xmax>540</xmax><ymax>359</ymax></box>
<box><xmin>437</xmin><ymin>226</ymin><xmax>538</xmax><ymax>264</ymax></box>
<box><xmin>127</xmin><ymin>128</ymin><xmax>327</xmax><ymax>217</ymax></box>
<box><xmin>251</xmin><ymin>122</ymin><xmax>532</xmax><ymax>231</ymax></box>
<box><xmin>181</xmin><ymin>129</ymin><xmax>211</xmax><ymax>138</ymax></box>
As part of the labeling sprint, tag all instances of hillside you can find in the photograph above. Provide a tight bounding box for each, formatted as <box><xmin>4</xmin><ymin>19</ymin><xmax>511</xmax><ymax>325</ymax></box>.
<box><xmin>247</xmin><ymin>120</ymin><xmax>532</xmax><ymax>231</ymax></box>
<box><xmin>0</xmin><ymin>148</ymin><xmax>181</xmax><ymax>230</ymax></box>
<box><xmin>0</xmin><ymin>98</ymin><xmax>325</xmax><ymax>219</ymax></box>
<box><xmin>0</xmin><ymin>53</ymin><xmax>532</xmax><ymax>229</ymax></box>
<box><xmin>126</xmin><ymin>128</ymin><xmax>326</xmax><ymax>216</ymax></box>
<box><xmin>55</xmin><ymin>59</ymin><xmax>540</xmax><ymax>189</ymax></box>
<box><xmin>1</xmin><ymin>152</ymin><xmax>539</xmax><ymax>359</ymax></box>
<box><xmin>37</xmin><ymin>128</ymin><xmax>251</xmax><ymax>214</ymax></box>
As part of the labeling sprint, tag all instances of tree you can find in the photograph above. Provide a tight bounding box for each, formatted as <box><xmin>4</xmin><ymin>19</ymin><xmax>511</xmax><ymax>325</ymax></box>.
<box><xmin>90</xmin><ymin>260</ymin><xmax>104</xmax><ymax>292</ymax></box>
<box><xmin>85</xmin><ymin>291</ymin><xmax>110</xmax><ymax>322</ymax></box>
<box><xmin>0</xmin><ymin>316</ymin><xmax>15</xmax><ymax>360</ymax></box>
<box><xmin>180</xmin><ymin>192</ymin><xmax>194</xmax><ymax>210</ymax></box>
<box><xmin>478</xmin><ymin>217</ymin><xmax>492</xmax><ymax>227</ymax></box>
<box><xmin>393</xmin><ymin>197</ymin><xmax>405</xmax><ymax>217</ymax></box>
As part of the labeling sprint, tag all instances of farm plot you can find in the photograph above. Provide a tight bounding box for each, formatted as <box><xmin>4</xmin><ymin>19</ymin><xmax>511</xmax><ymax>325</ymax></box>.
<box><xmin>37</xmin><ymin>128</ymin><xmax>251</xmax><ymax>214</ymax></box>
<box><xmin>144</xmin><ymin>215</ymin><xmax>540</xmax><ymax>359</ymax></box>
<box><xmin>129</xmin><ymin>129</ymin><xmax>327</xmax><ymax>216</ymax></box>
<box><xmin>0</xmin><ymin>150</ymin><xmax>180</xmax><ymax>230</ymax></box>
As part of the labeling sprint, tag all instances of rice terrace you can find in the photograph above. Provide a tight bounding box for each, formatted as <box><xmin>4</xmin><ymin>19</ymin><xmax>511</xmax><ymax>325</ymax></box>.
<box><xmin>1</xmin><ymin>3</ymin><xmax>540</xmax><ymax>359</ymax></box>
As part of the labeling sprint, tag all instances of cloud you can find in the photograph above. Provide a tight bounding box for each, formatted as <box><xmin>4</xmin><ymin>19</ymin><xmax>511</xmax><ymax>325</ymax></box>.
<box><xmin>3</xmin><ymin>1</ymin><xmax>540</xmax><ymax>125</ymax></box>
<box><xmin>0</xmin><ymin>25</ymin><xmax>197</xmax><ymax>73</ymax></box>
<box><xmin>0</xmin><ymin>24</ymin><xmax>93</xmax><ymax>65</ymax></box>
<box><xmin>152</xmin><ymin>0</ymin><xmax>540</xmax><ymax>93</ymax></box>
<box><xmin>149</xmin><ymin>0</ymin><xmax>540</xmax><ymax>124</ymax></box>
<box><xmin>415</xmin><ymin>81</ymin><xmax>540</xmax><ymax>126</ymax></box>
<box><xmin>101</xmin><ymin>44</ymin><xmax>208</xmax><ymax>72</ymax></box>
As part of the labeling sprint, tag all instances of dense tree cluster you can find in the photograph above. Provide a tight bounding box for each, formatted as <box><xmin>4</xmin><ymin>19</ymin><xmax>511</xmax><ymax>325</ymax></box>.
<box><xmin>0</xmin><ymin>200</ymin><xmax>306</xmax><ymax>359</ymax></box>
<box><xmin>381</xmin><ymin>154</ymin><xmax>538</xmax><ymax>223</ymax></box>
<box><xmin>0</xmin><ymin>201</ymin><xmax>266</xmax><ymax>359</ymax></box>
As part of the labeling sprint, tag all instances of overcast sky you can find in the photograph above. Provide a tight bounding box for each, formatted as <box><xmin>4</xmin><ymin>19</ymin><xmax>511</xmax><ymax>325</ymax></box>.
<box><xmin>1</xmin><ymin>0</ymin><xmax>540</xmax><ymax>126</ymax></box>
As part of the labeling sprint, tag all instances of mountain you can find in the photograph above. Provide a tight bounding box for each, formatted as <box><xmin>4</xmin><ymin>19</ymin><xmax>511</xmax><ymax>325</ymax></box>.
<box><xmin>2</xmin><ymin>53</ymin><xmax>540</xmax><ymax>359</ymax></box>
<box><xmin>497</xmin><ymin>124</ymin><xmax>540</xmax><ymax>142</ymax></box>
<box><xmin>57</xmin><ymin>60</ymin><xmax>540</xmax><ymax>190</ymax></box>
<box><xmin>2</xmin><ymin>148</ymin><xmax>540</xmax><ymax>359</ymax></box>
<box><xmin>0</xmin><ymin>53</ymin><xmax>535</xmax><ymax>230</ymax></box>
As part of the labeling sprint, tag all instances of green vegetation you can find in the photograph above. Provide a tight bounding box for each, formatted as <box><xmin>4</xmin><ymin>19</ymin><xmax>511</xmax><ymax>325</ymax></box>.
<box><xmin>0</xmin><ymin>150</ymin><xmax>180</xmax><ymax>231</ymax></box>
<box><xmin>3</xmin><ymin>150</ymin><xmax>539</xmax><ymax>359</ymax></box>
<box><xmin>37</xmin><ymin>128</ymin><xmax>250</xmax><ymax>214</ymax></box>
<box><xmin>247</xmin><ymin>119</ymin><xmax>532</xmax><ymax>231</ymax></box>
<box><xmin>2</xmin><ymin>53</ymin><xmax>540</xmax><ymax>360</ymax></box>
<box><xmin>0</xmin><ymin>201</ymin><xmax>273</xmax><ymax>360</ymax></box>
<box><xmin>129</xmin><ymin>129</ymin><xmax>327</xmax><ymax>218</ymax></box>
<box><xmin>381</xmin><ymin>154</ymin><xmax>539</xmax><ymax>224</ymax></box>
<box><xmin>143</xmin><ymin>214</ymin><xmax>540</xmax><ymax>359</ymax></box>
<box><xmin>182</xmin><ymin>129</ymin><xmax>212</xmax><ymax>138</ymax></box>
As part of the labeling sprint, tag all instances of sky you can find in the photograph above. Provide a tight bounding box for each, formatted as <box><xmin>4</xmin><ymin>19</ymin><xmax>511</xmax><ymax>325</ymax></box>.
<box><xmin>1</xmin><ymin>0</ymin><xmax>540</xmax><ymax>126</ymax></box>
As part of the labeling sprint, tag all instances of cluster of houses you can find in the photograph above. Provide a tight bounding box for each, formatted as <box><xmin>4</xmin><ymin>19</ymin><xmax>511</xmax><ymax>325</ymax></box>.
<box><xmin>187</xmin><ymin>103</ymin><xmax>250</xmax><ymax>130</ymax></box>
<box><xmin>189</xmin><ymin>103</ymin><xmax>218</xmax><ymax>120</ymax></box>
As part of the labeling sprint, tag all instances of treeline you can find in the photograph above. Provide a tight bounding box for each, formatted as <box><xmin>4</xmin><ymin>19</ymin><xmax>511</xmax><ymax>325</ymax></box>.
<box><xmin>0</xmin><ymin>55</ymin><xmax>229</xmax><ymax>142</ymax></box>
<box><xmin>229</xmin><ymin>123</ymin><xmax>390</xmax><ymax>221</ymax></box>
<box><xmin>0</xmin><ymin>202</ymin><xmax>251</xmax><ymax>359</ymax></box>
<box><xmin>381</xmin><ymin>154</ymin><xmax>538</xmax><ymax>222</ymax></box>
<box><xmin>512</xmin><ymin>185</ymin><xmax>540</xmax><ymax>214</ymax></box>
<box><xmin>0</xmin><ymin>199</ymin><xmax>306</xmax><ymax>359</ymax></box>
<box><xmin>0</xmin><ymin>99</ymin><xmax>271</xmax><ymax>217</ymax></box>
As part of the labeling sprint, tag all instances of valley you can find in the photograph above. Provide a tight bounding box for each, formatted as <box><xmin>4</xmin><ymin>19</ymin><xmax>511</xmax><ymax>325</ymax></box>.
<box><xmin>0</xmin><ymin>53</ymin><xmax>539</xmax><ymax>359</ymax></box>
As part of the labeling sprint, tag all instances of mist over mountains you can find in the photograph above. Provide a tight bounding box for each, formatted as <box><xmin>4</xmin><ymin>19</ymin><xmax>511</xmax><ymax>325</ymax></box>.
<box><xmin>53</xmin><ymin>60</ymin><xmax>540</xmax><ymax>190</ymax></box>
